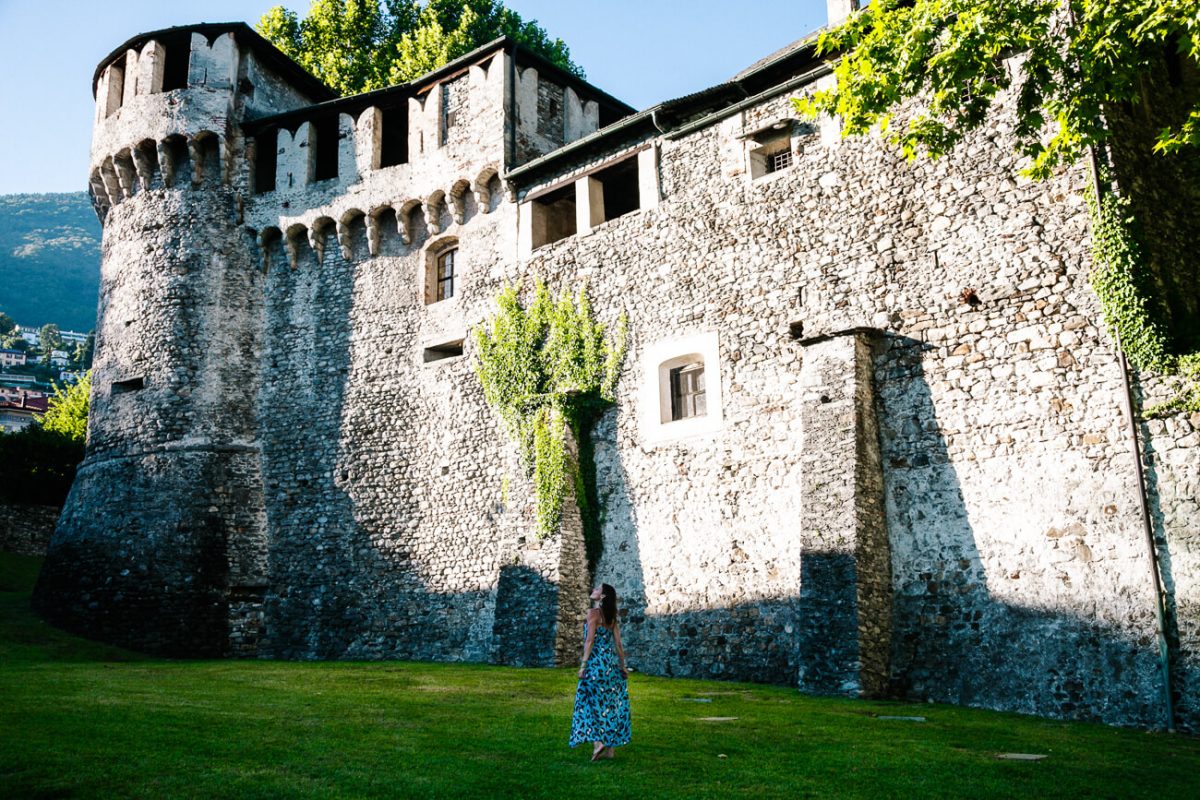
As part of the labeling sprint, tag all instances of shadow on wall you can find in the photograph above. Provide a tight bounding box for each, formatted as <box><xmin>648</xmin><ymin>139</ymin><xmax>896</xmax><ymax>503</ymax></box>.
<box><xmin>581</xmin><ymin>333</ymin><xmax>1185</xmax><ymax>729</ymax></box>
<box><xmin>878</xmin><ymin>335</ymin><xmax>1177</xmax><ymax>729</ymax></box>
<box><xmin>256</xmin><ymin>205</ymin><xmax>575</xmax><ymax>665</ymax></box>
<box><xmin>1137</xmin><ymin>409</ymin><xmax>1195</xmax><ymax>729</ymax></box>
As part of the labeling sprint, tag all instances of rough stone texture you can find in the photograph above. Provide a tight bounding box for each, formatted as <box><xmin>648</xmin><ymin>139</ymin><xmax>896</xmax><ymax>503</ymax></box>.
<box><xmin>795</xmin><ymin>331</ymin><xmax>891</xmax><ymax>697</ymax></box>
<box><xmin>35</xmin><ymin>23</ymin><xmax>1200</xmax><ymax>731</ymax></box>
<box><xmin>0</xmin><ymin>504</ymin><xmax>58</xmax><ymax>556</ymax></box>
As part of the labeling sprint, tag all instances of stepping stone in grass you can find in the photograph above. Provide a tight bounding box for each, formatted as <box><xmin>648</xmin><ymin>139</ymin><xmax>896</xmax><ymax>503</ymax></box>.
<box><xmin>697</xmin><ymin>717</ymin><xmax>739</xmax><ymax>722</ymax></box>
<box><xmin>997</xmin><ymin>753</ymin><xmax>1048</xmax><ymax>761</ymax></box>
<box><xmin>877</xmin><ymin>715</ymin><xmax>926</xmax><ymax>722</ymax></box>
<box><xmin>682</xmin><ymin>697</ymin><xmax>713</xmax><ymax>703</ymax></box>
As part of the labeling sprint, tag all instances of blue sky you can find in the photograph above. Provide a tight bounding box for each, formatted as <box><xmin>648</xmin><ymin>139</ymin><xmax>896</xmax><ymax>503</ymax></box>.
<box><xmin>0</xmin><ymin>1</ymin><xmax>830</xmax><ymax>194</ymax></box>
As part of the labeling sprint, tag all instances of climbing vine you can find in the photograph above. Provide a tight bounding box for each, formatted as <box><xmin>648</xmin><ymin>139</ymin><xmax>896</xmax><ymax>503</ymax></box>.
<box><xmin>1089</xmin><ymin>189</ymin><xmax>1200</xmax><ymax>416</ymax></box>
<box><xmin>472</xmin><ymin>281</ymin><xmax>627</xmax><ymax>555</ymax></box>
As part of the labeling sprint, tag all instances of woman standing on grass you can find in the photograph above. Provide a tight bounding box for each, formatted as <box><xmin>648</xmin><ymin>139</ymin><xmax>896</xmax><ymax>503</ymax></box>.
<box><xmin>569</xmin><ymin>583</ymin><xmax>631</xmax><ymax>761</ymax></box>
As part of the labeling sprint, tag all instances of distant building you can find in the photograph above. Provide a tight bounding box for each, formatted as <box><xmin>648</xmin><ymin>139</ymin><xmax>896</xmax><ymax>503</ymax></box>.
<box><xmin>15</xmin><ymin>327</ymin><xmax>39</xmax><ymax>347</ymax></box>
<box><xmin>58</xmin><ymin>370</ymin><xmax>85</xmax><ymax>384</ymax></box>
<box><xmin>0</xmin><ymin>391</ymin><xmax>47</xmax><ymax>432</ymax></box>
<box><xmin>0</xmin><ymin>349</ymin><xmax>26</xmax><ymax>367</ymax></box>
<box><xmin>0</xmin><ymin>373</ymin><xmax>36</xmax><ymax>386</ymax></box>
<box><xmin>49</xmin><ymin>350</ymin><xmax>71</xmax><ymax>367</ymax></box>
<box><xmin>59</xmin><ymin>330</ymin><xmax>89</xmax><ymax>346</ymax></box>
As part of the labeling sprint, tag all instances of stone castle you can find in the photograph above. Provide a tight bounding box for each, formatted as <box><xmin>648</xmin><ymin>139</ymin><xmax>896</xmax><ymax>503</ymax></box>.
<box><xmin>33</xmin><ymin>1</ymin><xmax>1200</xmax><ymax>731</ymax></box>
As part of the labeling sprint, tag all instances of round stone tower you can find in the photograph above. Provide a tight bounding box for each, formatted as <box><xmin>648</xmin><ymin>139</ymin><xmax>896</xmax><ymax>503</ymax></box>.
<box><xmin>33</xmin><ymin>24</ymin><xmax>333</xmax><ymax>656</ymax></box>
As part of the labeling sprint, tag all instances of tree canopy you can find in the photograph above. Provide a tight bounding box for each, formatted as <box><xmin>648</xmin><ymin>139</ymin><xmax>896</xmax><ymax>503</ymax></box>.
<box><xmin>795</xmin><ymin>0</ymin><xmax>1200</xmax><ymax>179</ymax></box>
<box><xmin>40</xmin><ymin>372</ymin><xmax>90</xmax><ymax>444</ymax></box>
<box><xmin>257</xmin><ymin>0</ymin><xmax>581</xmax><ymax>96</ymax></box>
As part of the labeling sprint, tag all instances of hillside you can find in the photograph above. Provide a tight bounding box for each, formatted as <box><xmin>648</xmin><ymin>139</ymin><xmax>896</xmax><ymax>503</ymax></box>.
<box><xmin>0</xmin><ymin>193</ymin><xmax>101</xmax><ymax>332</ymax></box>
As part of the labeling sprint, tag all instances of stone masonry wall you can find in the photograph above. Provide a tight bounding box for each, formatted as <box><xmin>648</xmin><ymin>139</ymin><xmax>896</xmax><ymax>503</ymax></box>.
<box><xmin>42</xmin><ymin>24</ymin><xmax>1200</xmax><ymax>731</ymax></box>
<box><xmin>0</xmin><ymin>504</ymin><xmax>58</xmax><ymax>557</ymax></box>
<box><xmin>513</xmin><ymin>84</ymin><xmax>1198</xmax><ymax>729</ymax></box>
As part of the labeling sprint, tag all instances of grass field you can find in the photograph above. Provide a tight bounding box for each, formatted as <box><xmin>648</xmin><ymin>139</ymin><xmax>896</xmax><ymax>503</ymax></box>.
<box><xmin>1</xmin><ymin>553</ymin><xmax>1196</xmax><ymax>799</ymax></box>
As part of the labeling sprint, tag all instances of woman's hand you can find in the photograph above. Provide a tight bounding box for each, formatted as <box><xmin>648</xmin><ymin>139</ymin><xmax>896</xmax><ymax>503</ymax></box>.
<box><xmin>577</xmin><ymin>667</ymin><xmax>586</xmax><ymax>679</ymax></box>
<box><xmin>619</xmin><ymin>666</ymin><xmax>628</xmax><ymax>679</ymax></box>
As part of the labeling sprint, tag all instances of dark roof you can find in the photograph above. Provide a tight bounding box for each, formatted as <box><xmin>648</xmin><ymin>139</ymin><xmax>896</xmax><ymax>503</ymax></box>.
<box><xmin>92</xmin><ymin>22</ymin><xmax>337</xmax><ymax>102</ymax></box>
<box><xmin>0</xmin><ymin>395</ymin><xmax>48</xmax><ymax>412</ymax></box>
<box><xmin>244</xmin><ymin>36</ymin><xmax>634</xmax><ymax>133</ymax></box>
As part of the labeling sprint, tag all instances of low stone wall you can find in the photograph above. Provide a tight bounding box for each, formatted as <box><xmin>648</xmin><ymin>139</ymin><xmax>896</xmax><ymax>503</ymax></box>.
<box><xmin>0</xmin><ymin>504</ymin><xmax>59</xmax><ymax>557</ymax></box>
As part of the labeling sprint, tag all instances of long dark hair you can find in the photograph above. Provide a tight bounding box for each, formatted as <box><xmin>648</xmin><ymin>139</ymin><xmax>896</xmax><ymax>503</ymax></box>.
<box><xmin>599</xmin><ymin>583</ymin><xmax>618</xmax><ymax>626</ymax></box>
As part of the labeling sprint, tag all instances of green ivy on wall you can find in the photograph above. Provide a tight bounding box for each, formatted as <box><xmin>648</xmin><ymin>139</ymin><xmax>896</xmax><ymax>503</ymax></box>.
<box><xmin>472</xmin><ymin>282</ymin><xmax>627</xmax><ymax>561</ymax></box>
<box><xmin>1089</xmin><ymin>189</ymin><xmax>1200</xmax><ymax>416</ymax></box>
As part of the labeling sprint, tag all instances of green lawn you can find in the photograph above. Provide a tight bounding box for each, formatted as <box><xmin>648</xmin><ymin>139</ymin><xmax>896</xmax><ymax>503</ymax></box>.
<box><xmin>1</xmin><ymin>554</ymin><xmax>1196</xmax><ymax>799</ymax></box>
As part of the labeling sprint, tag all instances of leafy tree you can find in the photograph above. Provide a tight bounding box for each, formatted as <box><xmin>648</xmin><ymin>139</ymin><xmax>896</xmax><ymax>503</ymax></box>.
<box><xmin>74</xmin><ymin>331</ymin><xmax>95</xmax><ymax>370</ymax></box>
<box><xmin>0</xmin><ymin>312</ymin><xmax>14</xmax><ymax>336</ymax></box>
<box><xmin>38</xmin><ymin>323</ymin><xmax>62</xmax><ymax>355</ymax></box>
<box><xmin>795</xmin><ymin>0</ymin><xmax>1199</xmax><ymax>179</ymax></box>
<box><xmin>258</xmin><ymin>0</ymin><xmax>581</xmax><ymax>96</ymax></box>
<box><xmin>0</xmin><ymin>372</ymin><xmax>89</xmax><ymax>507</ymax></box>
<box><xmin>40</xmin><ymin>372</ymin><xmax>90</xmax><ymax>444</ymax></box>
<box><xmin>795</xmin><ymin>0</ymin><xmax>1200</xmax><ymax>414</ymax></box>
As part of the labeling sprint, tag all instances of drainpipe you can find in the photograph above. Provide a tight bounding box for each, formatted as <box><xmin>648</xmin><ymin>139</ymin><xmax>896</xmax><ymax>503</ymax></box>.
<box><xmin>1086</xmin><ymin>138</ymin><xmax>1175</xmax><ymax>734</ymax></box>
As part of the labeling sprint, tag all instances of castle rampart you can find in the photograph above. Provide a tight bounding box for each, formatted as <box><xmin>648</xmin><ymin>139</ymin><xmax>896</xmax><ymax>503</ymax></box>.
<box><xmin>33</xmin><ymin>12</ymin><xmax>1200</xmax><ymax>730</ymax></box>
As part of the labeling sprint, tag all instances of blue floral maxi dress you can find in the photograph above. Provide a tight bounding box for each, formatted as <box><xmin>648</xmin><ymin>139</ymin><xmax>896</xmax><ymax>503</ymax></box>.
<box><xmin>569</xmin><ymin>623</ymin><xmax>632</xmax><ymax>748</ymax></box>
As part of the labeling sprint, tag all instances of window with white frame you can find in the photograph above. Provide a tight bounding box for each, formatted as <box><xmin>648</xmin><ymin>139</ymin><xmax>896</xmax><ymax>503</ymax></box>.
<box><xmin>642</xmin><ymin>333</ymin><xmax>724</xmax><ymax>443</ymax></box>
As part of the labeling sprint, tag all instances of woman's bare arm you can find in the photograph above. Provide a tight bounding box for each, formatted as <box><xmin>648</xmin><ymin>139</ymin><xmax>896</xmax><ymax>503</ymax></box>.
<box><xmin>613</xmin><ymin>620</ymin><xmax>628</xmax><ymax>674</ymax></box>
<box><xmin>578</xmin><ymin>609</ymin><xmax>600</xmax><ymax>677</ymax></box>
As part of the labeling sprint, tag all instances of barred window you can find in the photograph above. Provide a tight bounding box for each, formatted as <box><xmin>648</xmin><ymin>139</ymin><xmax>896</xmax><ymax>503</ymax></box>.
<box><xmin>768</xmin><ymin>148</ymin><xmax>793</xmax><ymax>173</ymax></box>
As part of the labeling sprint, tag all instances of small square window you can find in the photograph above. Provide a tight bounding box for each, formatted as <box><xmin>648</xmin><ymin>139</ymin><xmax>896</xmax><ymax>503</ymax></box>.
<box><xmin>748</xmin><ymin>127</ymin><xmax>795</xmax><ymax>180</ymax></box>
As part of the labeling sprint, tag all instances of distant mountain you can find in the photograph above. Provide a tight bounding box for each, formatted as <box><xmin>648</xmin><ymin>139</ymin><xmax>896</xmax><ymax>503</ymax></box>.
<box><xmin>0</xmin><ymin>193</ymin><xmax>102</xmax><ymax>332</ymax></box>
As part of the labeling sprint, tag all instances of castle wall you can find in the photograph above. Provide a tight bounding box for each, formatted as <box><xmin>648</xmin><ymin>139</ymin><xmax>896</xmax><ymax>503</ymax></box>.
<box><xmin>44</xmin><ymin>23</ymin><xmax>1199</xmax><ymax>731</ymax></box>
<box><xmin>510</xmin><ymin>85</ymin><xmax>1198</xmax><ymax>729</ymax></box>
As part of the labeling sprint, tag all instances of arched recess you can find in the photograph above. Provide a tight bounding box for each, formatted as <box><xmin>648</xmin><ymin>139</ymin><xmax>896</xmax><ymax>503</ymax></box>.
<box><xmin>337</xmin><ymin>208</ymin><xmax>367</xmax><ymax>261</ymax></box>
<box><xmin>368</xmin><ymin>204</ymin><xmax>397</xmax><ymax>256</ymax></box>
<box><xmin>396</xmin><ymin>199</ymin><xmax>422</xmax><ymax>246</ymax></box>
<box><xmin>159</xmin><ymin>134</ymin><xmax>191</xmax><ymax>187</ymax></box>
<box><xmin>474</xmin><ymin>164</ymin><xmax>500</xmax><ymax>213</ymax></box>
<box><xmin>448</xmin><ymin>178</ymin><xmax>472</xmax><ymax>225</ymax></box>
<box><xmin>257</xmin><ymin>226</ymin><xmax>282</xmax><ymax>273</ymax></box>
<box><xmin>284</xmin><ymin>223</ymin><xmax>309</xmax><ymax>269</ymax></box>
<box><xmin>112</xmin><ymin>148</ymin><xmax>138</xmax><ymax>199</ymax></box>
<box><xmin>99</xmin><ymin>157</ymin><xmax>124</xmax><ymax>206</ymax></box>
<box><xmin>190</xmin><ymin>131</ymin><xmax>222</xmax><ymax>185</ymax></box>
<box><xmin>425</xmin><ymin>189</ymin><xmax>446</xmax><ymax>235</ymax></box>
<box><xmin>308</xmin><ymin>216</ymin><xmax>336</xmax><ymax>263</ymax></box>
<box><xmin>132</xmin><ymin>138</ymin><xmax>161</xmax><ymax>191</ymax></box>
<box><xmin>89</xmin><ymin>169</ymin><xmax>112</xmax><ymax>220</ymax></box>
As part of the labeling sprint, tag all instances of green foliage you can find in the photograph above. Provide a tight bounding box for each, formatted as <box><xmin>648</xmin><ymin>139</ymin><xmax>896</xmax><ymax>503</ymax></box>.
<box><xmin>472</xmin><ymin>282</ymin><xmax>626</xmax><ymax>542</ymax></box>
<box><xmin>797</xmin><ymin>1</ymin><xmax>1200</xmax><ymax>417</ymax></box>
<box><xmin>0</xmin><ymin>193</ymin><xmax>101</xmax><ymax>332</ymax></box>
<box><xmin>38</xmin><ymin>324</ymin><xmax>62</xmax><ymax>356</ymax></box>
<box><xmin>40</xmin><ymin>372</ymin><xmax>90</xmax><ymax>444</ymax></box>
<box><xmin>257</xmin><ymin>0</ymin><xmax>582</xmax><ymax>96</ymax></box>
<box><xmin>794</xmin><ymin>0</ymin><xmax>1200</xmax><ymax>179</ymax></box>
<box><xmin>1089</xmin><ymin>193</ymin><xmax>1200</xmax><ymax>415</ymax></box>
<box><xmin>0</xmin><ymin>313</ymin><xmax>14</xmax><ymax>336</ymax></box>
<box><xmin>0</xmin><ymin>425</ymin><xmax>84</xmax><ymax>507</ymax></box>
